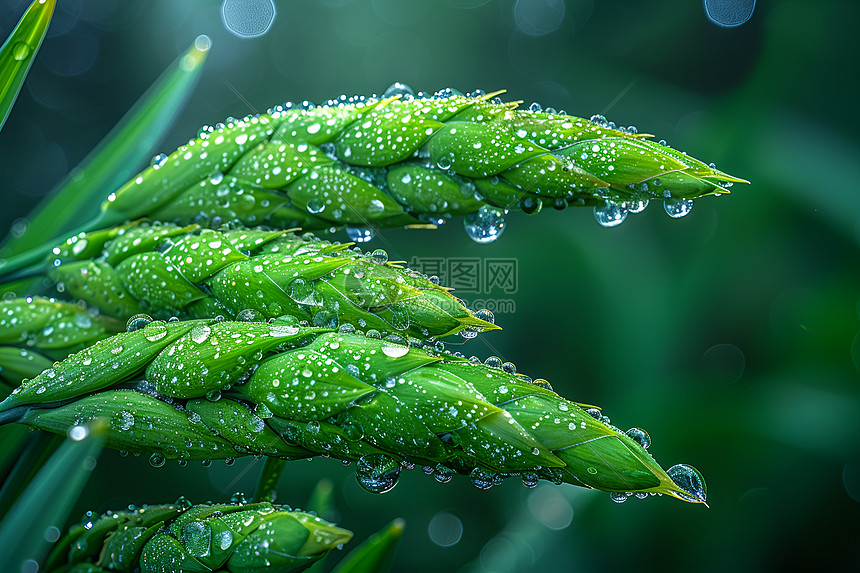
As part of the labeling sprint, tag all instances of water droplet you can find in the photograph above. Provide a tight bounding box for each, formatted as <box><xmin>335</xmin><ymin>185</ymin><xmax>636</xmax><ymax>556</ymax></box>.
<box><xmin>149</xmin><ymin>453</ymin><xmax>166</xmax><ymax>468</ymax></box>
<box><xmin>370</xmin><ymin>249</ymin><xmax>388</xmax><ymax>264</ymax></box>
<box><xmin>667</xmin><ymin>464</ymin><xmax>707</xmax><ymax>503</ymax></box>
<box><xmin>215</xmin><ymin>529</ymin><xmax>233</xmax><ymax>551</ymax></box>
<box><xmin>307</xmin><ymin>199</ymin><xmax>326</xmax><ymax>214</ymax></box>
<box><xmin>209</xmin><ymin>171</ymin><xmax>224</xmax><ymax>185</ymax></box>
<box><xmin>126</xmin><ymin>314</ymin><xmax>153</xmax><ymax>332</ymax></box>
<box><xmin>664</xmin><ymin>198</ymin><xmax>694</xmax><ymax>218</ymax></box>
<box><xmin>12</xmin><ymin>42</ymin><xmax>31</xmax><ymax>61</ymax></box>
<box><xmin>383</xmin><ymin>81</ymin><xmax>414</xmax><ymax>98</ymax></box>
<box><xmin>610</xmin><ymin>492</ymin><xmax>630</xmax><ymax>503</ymax></box>
<box><xmin>150</xmin><ymin>153</ymin><xmax>168</xmax><ymax>169</ymax></box>
<box><xmin>625</xmin><ymin>427</ymin><xmax>652</xmax><ymax>449</ymax></box>
<box><xmin>432</xmin><ymin>464</ymin><xmax>454</xmax><ymax>484</ymax></box>
<box><xmin>464</xmin><ymin>206</ymin><xmax>506</xmax><ymax>244</ymax></box>
<box><xmin>143</xmin><ymin>322</ymin><xmax>168</xmax><ymax>342</ymax></box>
<box><xmin>626</xmin><ymin>199</ymin><xmax>649</xmax><ymax>214</ymax></box>
<box><xmin>355</xmin><ymin>453</ymin><xmax>401</xmax><ymax>493</ymax></box>
<box><xmin>594</xmin><ymin>201</ymin><xmax>628</xmax><ymax>228</ymax></box>
<box><xmin>181</xmin><ymin>520</ymin><xmax>212</xmax><ymax>558</ymax></box>
<box><xmin>191</xmin><ymin>325</ymin><xmax>212</xmax><ymax>343</ymax></box>
<box><xmin>236</xmin><ymin>309</ymin><xmax>262</xmax><ymax>322</ymax></box>
<box><xmin>382</xmin><ymin>344</ymin><xmax>409</xmax><ymax>358</ymax></box>
<box><xmin>367</xmin><ymin>199</ymin><xmax>385</xmax><ymax>215</ymax></box>
<box><xmin>470</xmin><ymin>468</ymin><xmax>497</xmax><ymax>490</ymax></box>
<box><xmin>346</xmin><ymin>227</ymin><xmax>375</xmax><ymax>243</ymax></box>
<box><xmin>117</xmin><ymin>411</ymin><xmax>135</xmax><ymax>431</ymax></box>
<box><xmin>521</xmin><ymin>472</ymin><xmax>540</xmax><ymax>488</ymax></box>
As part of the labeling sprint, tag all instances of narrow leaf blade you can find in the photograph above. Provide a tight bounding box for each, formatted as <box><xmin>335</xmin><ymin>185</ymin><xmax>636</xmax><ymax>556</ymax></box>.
<box><xmin>0</xmin><ymin>0</ymin><xmax>55</xmax><ymax>133</ymax></box>
<box><xmin>332</xmin><ymin>518</ymin><xmax>405</xmax><ymax>573</ymax></box>
<box><xmin>0</xmin><ymin>421</ymin><xmax>104</xmax><ymax>572</ymax></box>
<box><xmin>0</xmin><ymin>34</ymin><xmax>211</xmax><ymax>256</ymax></box>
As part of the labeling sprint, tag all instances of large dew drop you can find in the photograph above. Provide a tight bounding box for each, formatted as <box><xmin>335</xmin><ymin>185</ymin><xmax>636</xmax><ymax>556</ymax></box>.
<box><xmin>355</xmin><ymin>453</ymin><xmax>401</xmax><ymax>493</ymax></box>
<box><xmin>594</xmin><ymin>201</ymin><xmax>628</xmax><ymax>228</ymax></box>
<box><xmin>664</xmin><ymin>198</ymin><xmax>694</xmax><ymax>218</ymax></box>
<box><xmin>464</xmin><ymin>206</ymin><xmax>506</xmax><ymax>244</ymax></box>
<box><xmin>667</xmin><ymin>464</ymin><xmax>707</xmax><ymax>504</ymax></box>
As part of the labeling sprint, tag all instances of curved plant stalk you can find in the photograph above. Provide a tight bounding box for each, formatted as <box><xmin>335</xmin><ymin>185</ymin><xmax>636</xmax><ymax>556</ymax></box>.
<box><xmin>0</xmin><ymin>87</ymin><xmax>748</xmax><ymax>280</ymax></box>
<box><xmin>331</xmin><ymin>519</ymin><xmax>404</xmax><ymax>573</ymax></box>
<box><xmin>0</xmin><ymin>35</ymin><xmax>210</xmax><ymax>258</ymax></box>
<box><xmin>0</xmin><ymin>0</ymin><xmax>55</xmax><ymax>133</ymax></box>
<box><xmin>0</xmin><ymin>317</ymin><xmax>707</xmax><ymax>504</ymax></box>
<box><xmin>0</xmin><ymin>421</ymin><xmax>104</xmax><ymax>573</ymax></box>
<box><xmin>0</xmin><ymin>297</ymin><xmax>123</xmax><ymax>386</ymax></box>
<box><xmin>43</xmin><ymin>221</ymin><xmax>495</xmax><ymax>340</ymax></box>
<box><xmin>44</xmin><ymin>499</ymin><xmax>352</xmax><ymax>573</ymax></box>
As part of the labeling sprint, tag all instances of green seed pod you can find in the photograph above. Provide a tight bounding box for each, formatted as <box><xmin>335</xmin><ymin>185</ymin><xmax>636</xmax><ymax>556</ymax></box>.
<box><xmin>48</xmin><ymin>222</ymin><xmax>496</xmax><ymax>340</ymax></box>
<box><xmin>46</xmin><ymin>501</ymin><xmax>352</xmax><ymax>573</ymax></box>
<box><xmin>0</xmin><ymin>297</ymin><xmax>122</xmax><ymax>385</ymax></box>
<box><xmin>98</xmin><ymin>88</ymin><xmax>745</xmax><ymax>240</ymax></box>
<box><xmin>0</xmin><ymin>319</ymin><xmax>706</xmax><ymax>504</ymax></box>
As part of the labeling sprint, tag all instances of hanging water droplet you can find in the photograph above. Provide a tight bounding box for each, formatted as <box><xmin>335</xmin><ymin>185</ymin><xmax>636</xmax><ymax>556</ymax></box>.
<box><xmin>355</xmin><ymin>453</ymin><xmax>401</xmax><ymax>493</ymax></box>
<box><xmin>594</xmin><ymin>201</ymin><xmax>628</xmax><ymax>228</ymax></box>
<box><xmin>150</xmin><ymin>153</ymin><xmax>169</xmax><ymax>170</ymax></box>
<box><xmin>667</xmin><ymin>464</ymin><xmax>708</xmax><ymax>503</ymax></box>
<box><xmin>433</xmin><ymin>464</ymin><xmax>454</xmax><ymax>484</ymax></box>
<box><xmin>149</xmin><ymin>453</ymin><xmax>166</xmax><ymax>468</ymax></box>
<box><xmin>664</xmin><ymin>198</ymin><xmax>694</xmax><ymax>218</ymax></box>
<box><xmin>610</xmin><ymin>492</ymin><xmax>630</xmax><ymax>503</ymax></box>
<box><xmin>474</xmin><ymin>308</ymin><xmax>495</xmax><ymax>325</ymax></box>
<box><xmin>625</xmin><ymin>427</ymin><xmax>652</xmax><ymax>449</ymax></box>
<box><xmin>626</xmin><ymin>199</ymin><xmax>649</xmax><ymax>214</ymax></box>
<box><xmin>346</xmin><ymin>227</ymin><xmax>375</xmax><ymax>243</ymax></box>
<box><xmin>521</xmin><ymin>472</ymin><xmax>540</xmax><ymax>488</ymax></box>
<box><xmin>464</xmin><ymin>206</ymin><xmax>506</xmax><ymax>244</ymax></box>
<box><xmin>470</xmin><ymin>468</ymin><xmax>497</xmax><ymax>490</ymax></box>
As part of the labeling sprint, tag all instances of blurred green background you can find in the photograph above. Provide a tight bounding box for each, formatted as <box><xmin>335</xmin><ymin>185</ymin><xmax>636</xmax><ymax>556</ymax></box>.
<box><xmin>1</xmin><ymin>0</ymin><xmax>859</xmax><ymax>571</ymax></box>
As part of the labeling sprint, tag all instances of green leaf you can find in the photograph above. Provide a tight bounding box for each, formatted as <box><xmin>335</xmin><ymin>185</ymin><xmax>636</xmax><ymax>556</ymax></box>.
<box><xmin>0</xmin><ymin>0</ymin><xmax>55</xmax><ymax>133</ymax></box>
<box><xmin>331</xmin><ymin>519</ymin><xmax>405</xmax><ymax>573</ymax></box>
<box><xmin>0</xmin><ymin>34</ymin><xmax>211</xmax><ymax>257</ymax></box>
<box><xmin>0</xmin><ymin>421</ymin><xmax>103</xmax><ymax>573</ymax></box>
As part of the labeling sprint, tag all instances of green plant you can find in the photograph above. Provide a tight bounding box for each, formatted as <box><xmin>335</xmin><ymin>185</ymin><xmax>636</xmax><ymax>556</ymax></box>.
<box><xmin>0</xmin><ymin>317</ymin><xmax>706</xmax><ymax>504</ymax></box>
<box><xmin>0</xmin><ymin>3</ymin><xmax>737</xmax><ymax>571</ymax></box>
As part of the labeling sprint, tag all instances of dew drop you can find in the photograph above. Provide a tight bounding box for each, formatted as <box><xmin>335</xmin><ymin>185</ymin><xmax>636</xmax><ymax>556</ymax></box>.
<box><xmin>191</xmin><ymin>325</ymin><xmax>212</xmax><ymax>343</ymax></box>
<box><xmin>664</xmin><ymin>198</ymin><xmax>694</xmax><ymax>218</ymax></box>
<box><xmin>149</xmin><ymin>453</ymin><xmax>166</xmax><ymax>468</ymax></box>
<box><xmin>594</xmin><ymin>201</ymin><xmax>628</xmax><ymax>228</ymax></box>
<box><xmin>667</xmin><ymin>464</ymin><xmax>708</xmax><ymax>503</ymax></box>
<box><xmin>355</xmin><ymin>453</ymin><xmax>401</xmax><ymax>493</ymax></box>
<box><xmin>464</xmin><ymin>205</ymin><xmax>506</xmax><ymax>244</ymax></box>
<box><xmin>346</xmin><ymin>227</ymin><xmax>375</xmax><ymax>243</ymax></box>
<box><xmin>625</xmin><ymin>427</ymin><xmax>652</xmax><ymax>450</ymax></box>
<box><xmin>126</xmin><ymin>314</ymin><xmax>154</xmax><ymax>332</ymax></box>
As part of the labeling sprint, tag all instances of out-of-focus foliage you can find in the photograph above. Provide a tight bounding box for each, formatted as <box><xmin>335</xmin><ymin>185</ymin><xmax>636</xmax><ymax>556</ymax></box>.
<box><xmin>0</xmin><ymin>0</ymin><xmax>858</xmax><ymax>571</ymax></box>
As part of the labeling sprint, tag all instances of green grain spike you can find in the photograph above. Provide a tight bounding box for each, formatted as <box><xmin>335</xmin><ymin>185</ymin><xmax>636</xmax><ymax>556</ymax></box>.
<box><xmin>96</xmin><ymin>89</ymin><xmax>746</xmax><ymax>234</ymax></box>
<box><xmin>47</xmin><ymin>222</ymin><xmax>496</xmax><ymax>340</ymax></box>
<box><xmin>45</xmin><ymin>501</ymin><xmax>352</xmax><ymax>573</ymax></box>
<box><xmin>0</xmin><ymin>297</ymin><xmax>123</xmax><ymax>385</ymax></box>
<box><xmin>0</xmin><ymin>319</ymin><xmax>706</xmax><ymax>504</ymax></box>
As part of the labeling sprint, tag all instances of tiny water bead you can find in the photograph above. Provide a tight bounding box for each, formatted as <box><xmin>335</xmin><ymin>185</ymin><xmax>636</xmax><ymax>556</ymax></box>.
<box><xmin>464</xmin><ymin>205</ymin><xmax>506</xmax><ymax>244</ymax></box>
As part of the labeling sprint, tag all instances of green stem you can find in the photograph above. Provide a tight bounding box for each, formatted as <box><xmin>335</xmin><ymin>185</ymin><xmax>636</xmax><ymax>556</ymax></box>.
<box><xmin>0</xmin><ymin>211</ymin><xmax>117</xmax><ymax>282</ymax></box>
<box><xmin>253</xmin><ymin>456</ymin><xmax>286</xmax><ymax>503</ymax></box>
